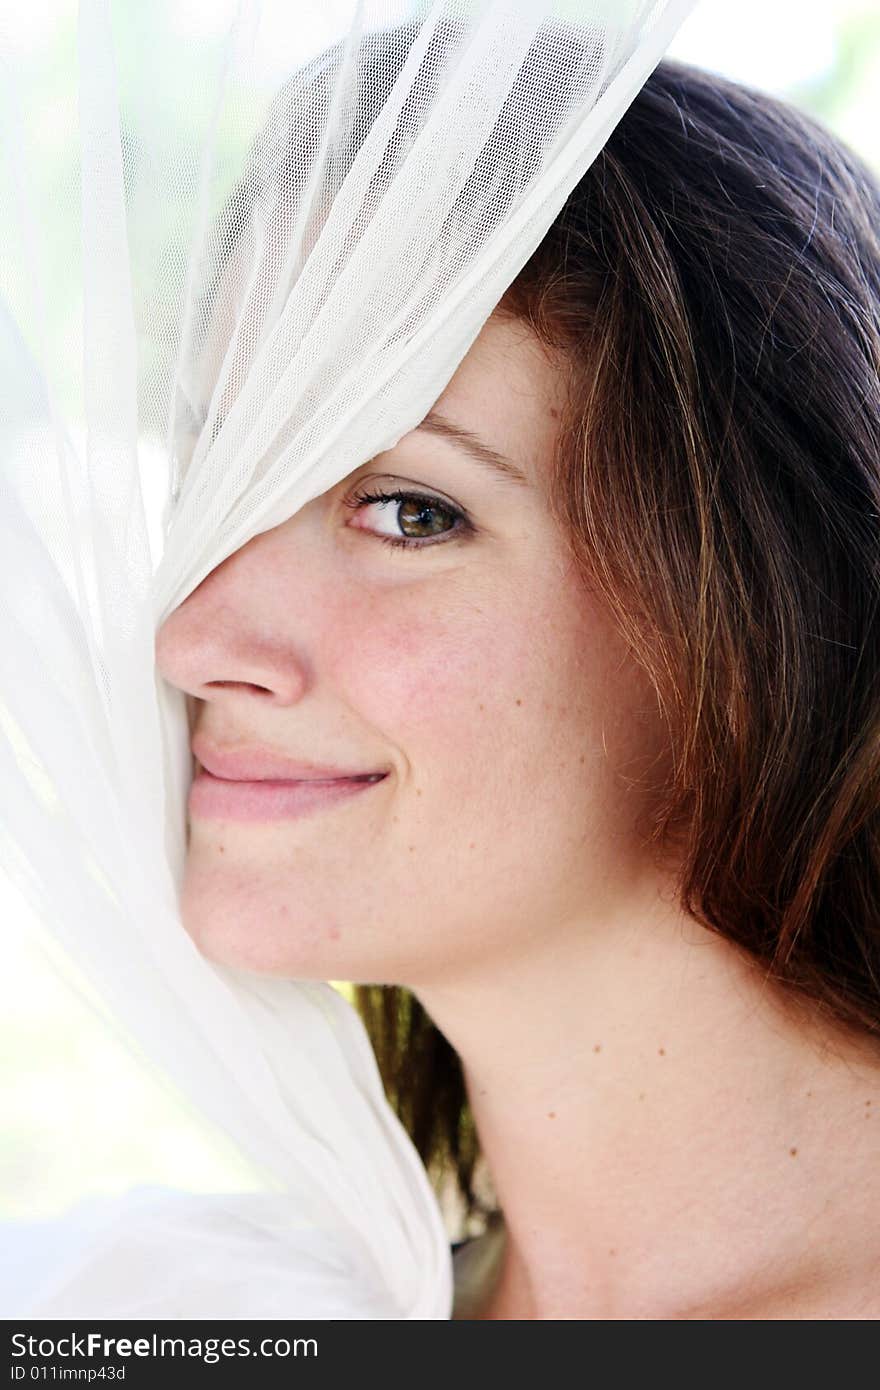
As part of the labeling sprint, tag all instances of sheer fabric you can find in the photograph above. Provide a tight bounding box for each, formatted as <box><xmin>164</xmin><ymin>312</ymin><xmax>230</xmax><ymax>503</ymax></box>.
<box><xmin>0</xmin><ymin>0</ymin><xmax>698</xmax><ymax>1318</ymax></box>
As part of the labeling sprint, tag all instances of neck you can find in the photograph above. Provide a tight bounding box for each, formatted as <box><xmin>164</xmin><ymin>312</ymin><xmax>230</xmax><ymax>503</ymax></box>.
<box><xmin>414</xmin><ymin>883</ymin><xmax>880</xmax><ymax>1319</ymax></box>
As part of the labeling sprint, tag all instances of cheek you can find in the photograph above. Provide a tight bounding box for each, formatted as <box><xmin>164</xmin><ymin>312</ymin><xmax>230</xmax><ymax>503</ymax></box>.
<box><xmin>374</xmin><ymin>619</ymin><xmax>483</xmax><ymax>723</ymax></box>
<box><xmin>328</xmin><ymin>580</ymin><xmax>546</xmax><ymax>720</ymax></box>
<box><xmin>325</xmin><ymin>575</ymin><xmax>594</xmax><ymax>782</ymax></box>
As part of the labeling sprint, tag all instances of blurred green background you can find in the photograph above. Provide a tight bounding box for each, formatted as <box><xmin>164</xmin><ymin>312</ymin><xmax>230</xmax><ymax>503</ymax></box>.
<box><xmin>2</xmin><ymin>0</ymin><xmax>879</xmax><ymax>1222</ymax></box>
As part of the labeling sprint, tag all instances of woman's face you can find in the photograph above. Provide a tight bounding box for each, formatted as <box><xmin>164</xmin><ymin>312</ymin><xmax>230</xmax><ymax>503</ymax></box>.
<box><xmin>155</xmin><ymin>312</ymin><xmax>668</xmax><ymax>986</ymax></box>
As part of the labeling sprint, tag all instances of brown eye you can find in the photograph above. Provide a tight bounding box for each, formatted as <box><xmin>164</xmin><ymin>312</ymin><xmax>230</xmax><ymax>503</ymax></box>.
<box><xmin>342</xmin><ymin>487</ymin><xmax>473</xmax><ymax>551</ymax></box>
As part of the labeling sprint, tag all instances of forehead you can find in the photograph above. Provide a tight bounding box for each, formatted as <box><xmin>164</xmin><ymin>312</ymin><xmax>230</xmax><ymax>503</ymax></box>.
<box><xmin>190</xmin><ymin>235</ymin><xmax>567</xmax><ymax>488</ymax></box>
<box><xmin>431</xmin><ymin>312</ymin><xmax>568</xmax><ymax>480</ymax></box>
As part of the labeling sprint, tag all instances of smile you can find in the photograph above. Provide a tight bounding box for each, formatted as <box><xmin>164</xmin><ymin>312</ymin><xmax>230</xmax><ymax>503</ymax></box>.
<box><xmin>188</xmin><ymin>768</ymin><xmax>388</xmax><ymax>823</ymax></box>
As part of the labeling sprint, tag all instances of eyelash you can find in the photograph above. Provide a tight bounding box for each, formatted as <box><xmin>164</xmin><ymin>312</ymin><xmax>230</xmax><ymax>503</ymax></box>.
<box><xmin>342</xmin><ymin>487</ymin><xmax>474</xmax><ymax>552</ymax></box>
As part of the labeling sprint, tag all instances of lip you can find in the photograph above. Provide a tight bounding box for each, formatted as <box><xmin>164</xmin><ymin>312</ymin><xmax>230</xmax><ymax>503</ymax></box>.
<box><xmin>189</xmin><ymin>768</ymin><xmax>386</xmax><ymax>822</ymax></box>
<box><xmin>191</xmin><ymin>734</ymin><xmax>386</xmax><ymax>783</ymax></box>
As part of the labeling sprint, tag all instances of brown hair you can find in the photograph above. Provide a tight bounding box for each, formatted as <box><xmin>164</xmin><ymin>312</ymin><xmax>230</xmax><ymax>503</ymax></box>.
<box><xmin>353</xmin><ymin>56</ymin><xmax>880</xmax><ymax>1233</ymax></box>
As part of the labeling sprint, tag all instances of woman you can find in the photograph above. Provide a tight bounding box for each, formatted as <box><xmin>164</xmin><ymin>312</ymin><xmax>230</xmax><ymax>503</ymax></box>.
<box><xmin>155</xmin><ymin>57</ymin><xmax>880</xmax><ymax>1319</ymax></box>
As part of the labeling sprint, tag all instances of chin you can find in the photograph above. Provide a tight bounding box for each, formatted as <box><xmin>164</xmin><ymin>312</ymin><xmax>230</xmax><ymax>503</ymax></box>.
<box><xmin>177</xmin><ymin>873</ymin><xmax>342</xmax><ymax>980</ymax></box>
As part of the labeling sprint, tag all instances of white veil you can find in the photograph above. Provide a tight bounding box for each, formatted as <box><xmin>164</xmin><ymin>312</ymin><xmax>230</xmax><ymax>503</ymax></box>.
<box><xmin>0</xmin><ymin>0</ymin><xmax>699</xmax><ymax>1319</ymax></box>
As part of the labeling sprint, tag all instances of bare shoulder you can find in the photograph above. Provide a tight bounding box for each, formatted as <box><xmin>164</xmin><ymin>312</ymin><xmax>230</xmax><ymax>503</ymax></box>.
<box><xmin>706</xmin><ymin>1280</ymin><xmax>880</xmax><ymax>1320</ymax></box>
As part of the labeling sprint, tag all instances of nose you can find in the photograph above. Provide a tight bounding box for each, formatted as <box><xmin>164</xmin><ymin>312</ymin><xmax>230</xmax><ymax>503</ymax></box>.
<box><xmin>154</xmin><ymin>527</ymin><xmax>310</xmax><ymax>709</ymax></box>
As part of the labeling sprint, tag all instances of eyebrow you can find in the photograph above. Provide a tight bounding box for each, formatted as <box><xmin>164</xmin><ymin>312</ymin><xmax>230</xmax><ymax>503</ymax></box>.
<box><xmin>414</xmin><ymin>409</ymin><xmax>529</xmax><ymax>487</ymax></box>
